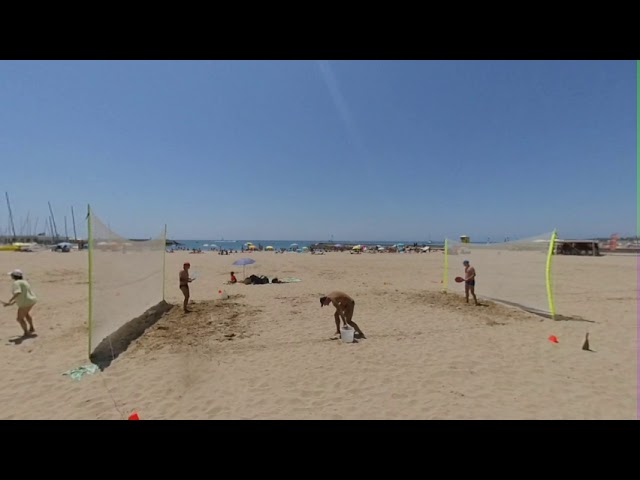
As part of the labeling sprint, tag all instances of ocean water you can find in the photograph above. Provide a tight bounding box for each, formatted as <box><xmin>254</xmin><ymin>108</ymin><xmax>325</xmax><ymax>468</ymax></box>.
<box><xmin>171</xmin><ymin>239</ymin><xmax>444</xmax><ymax>251</ymax></box>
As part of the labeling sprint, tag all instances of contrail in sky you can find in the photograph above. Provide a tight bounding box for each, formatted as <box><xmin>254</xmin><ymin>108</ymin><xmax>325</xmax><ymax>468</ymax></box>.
<box><xmin>316</xmin><ymin>60</ymin><xmax>366</xmax><ymax>157</ymax></box>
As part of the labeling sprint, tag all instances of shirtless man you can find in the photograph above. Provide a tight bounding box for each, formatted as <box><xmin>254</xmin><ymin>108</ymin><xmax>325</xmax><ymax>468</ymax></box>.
<box><xmin>320</xmin><ymin>291</ymin><xmax>365</xmax><ymax>338</ymax></box>
<box><xmin>179</xmin><ymin>262</ymin><xmax>195</xmax><ymax>312</ymax></box>
<box><xmin>463</xmin><ymin>260</ymin><xmax>478</xmax><ymax>306</ymax></box>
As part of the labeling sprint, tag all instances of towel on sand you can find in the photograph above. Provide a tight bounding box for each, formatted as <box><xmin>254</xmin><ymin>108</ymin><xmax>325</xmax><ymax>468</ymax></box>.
<box><xmin>271</xmin><ymin>277</ymin><xmax>302</xmax><ymax>283</ymax></box>
<box><xmin>63</xmin><ymin>364</ymin><xmax>100</xmax><ymax>381</ymax></box>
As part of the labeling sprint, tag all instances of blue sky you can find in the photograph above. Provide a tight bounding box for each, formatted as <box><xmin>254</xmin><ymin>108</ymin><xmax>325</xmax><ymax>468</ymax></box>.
<box><xmin>0</xmin><ymin>60</ymin><xmax>635</xmax><ymax>241</ymax></box>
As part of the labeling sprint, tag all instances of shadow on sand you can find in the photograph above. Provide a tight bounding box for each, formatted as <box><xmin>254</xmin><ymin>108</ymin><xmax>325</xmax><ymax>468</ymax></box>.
<box><xmin>485</xmin><ymin>298</ymin><xmax>596</xmax><ymax>323</ymax></box>
<box><xmin>90</xmin><ymin>301</ymin><xmax>174</xmax><ymax>370</ymax></box>
<box><xmin>8</xmin><ymin>333</ymin><xmax>38</xmax><ymax>345</ymax></box>
<box><xmin>326</xmin><ymin>332</ymin><xmax>365</xmax><ymax>343</ymax></box>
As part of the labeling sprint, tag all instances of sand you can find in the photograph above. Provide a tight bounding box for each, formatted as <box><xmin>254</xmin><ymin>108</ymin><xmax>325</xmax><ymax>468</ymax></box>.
<box><xmin>0</xmin><ymin>249</ymin><xmax>636</xmax><ymax>419</ymax></box>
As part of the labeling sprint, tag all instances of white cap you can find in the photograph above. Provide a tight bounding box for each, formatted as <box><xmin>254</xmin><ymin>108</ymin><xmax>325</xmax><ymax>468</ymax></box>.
<box><xmin>7</xmin><ymin>269</ymin><xmax>23</xmax><ymax>277</ymax></box>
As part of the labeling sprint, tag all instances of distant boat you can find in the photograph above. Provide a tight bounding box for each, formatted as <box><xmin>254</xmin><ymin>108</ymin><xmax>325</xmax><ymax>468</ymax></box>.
<box><xmin>215</xmin><ymin>237</ymin><xmax>236</xmax><ymax>242</ymax></box>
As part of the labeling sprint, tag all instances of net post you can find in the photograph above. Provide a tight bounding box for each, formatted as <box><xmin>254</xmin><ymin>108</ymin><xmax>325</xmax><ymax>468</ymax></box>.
<box><xmin>87</xmin><ymin>204</ymin><xmax>94</xmax><ymax>359</ymax></box>
<box><xmin>443</xmin><ymin>238</ymin><xmax>449</xmax><ymax>292</ymax></box>
<box><xmin>545</xmin><ymin>229</ymin><xmax>557</xmax><ymax>320</ymax></box>
<box><xmin>162</xmin><ymin>224</ymin><xmax>167</xmax><ymax>302</ymax></box>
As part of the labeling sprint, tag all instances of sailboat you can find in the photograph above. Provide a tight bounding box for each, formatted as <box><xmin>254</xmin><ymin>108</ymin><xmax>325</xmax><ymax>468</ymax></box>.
<box><xmin>215</xmin><ymin>236</ymin><xmax>236</xmax><ymax>243</ymax></box>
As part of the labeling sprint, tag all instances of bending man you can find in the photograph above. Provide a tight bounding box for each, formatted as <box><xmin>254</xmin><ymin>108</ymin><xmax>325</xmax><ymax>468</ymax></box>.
<box><xmin>320</xmin><ymin>291</ymin><xmax>365</xmax><ymax>338</ymax></box>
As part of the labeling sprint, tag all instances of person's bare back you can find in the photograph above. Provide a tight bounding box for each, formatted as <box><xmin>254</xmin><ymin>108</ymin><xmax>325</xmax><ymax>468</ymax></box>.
<box><xmin>179</xmin><ymin>269</ymin><xmax>189</xmax><ymax>286</ymax></box>
<box><xmin>324</xmin><ymin>291</ymin><xmax>353</xmax><ymax>311</ymax></box>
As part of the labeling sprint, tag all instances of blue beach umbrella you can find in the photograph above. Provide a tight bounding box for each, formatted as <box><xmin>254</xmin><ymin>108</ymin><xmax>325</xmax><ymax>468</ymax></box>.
<box><xmin>232</xmin><ymin>257</ymin><xmax>256</xmax><ymax>278</ymax></box>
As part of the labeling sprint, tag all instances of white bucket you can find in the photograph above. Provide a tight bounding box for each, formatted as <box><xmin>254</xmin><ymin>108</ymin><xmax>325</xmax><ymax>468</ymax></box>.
<box><xmin>340</xmin><ymin>326</ymin><xmax>355</xmax><ymax>343</ymax></box>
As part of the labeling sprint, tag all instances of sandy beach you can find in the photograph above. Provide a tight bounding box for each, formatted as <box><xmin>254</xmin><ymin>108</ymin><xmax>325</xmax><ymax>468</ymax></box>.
<box><xmin>0</xmin><ymin>249</ymin><xmax>636</xmax><ymax>420</ymax></box>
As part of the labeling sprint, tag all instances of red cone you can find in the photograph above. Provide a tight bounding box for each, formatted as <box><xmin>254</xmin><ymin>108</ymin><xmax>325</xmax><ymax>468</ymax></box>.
<box><xmin>128</xmin><ymin>412</ymin><xmax>140</xmax><ymax>420</ymax></box>
<box><xmin>548</xmin><ymin>335</ymin><xmax>559</xmax><ymax>343</ymax></box>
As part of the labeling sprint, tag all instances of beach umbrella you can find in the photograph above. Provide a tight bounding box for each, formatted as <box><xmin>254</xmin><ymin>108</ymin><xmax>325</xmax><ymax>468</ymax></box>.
<box><xmin>265</xmin><ymin>246</ymin><xmax>274</xmax><ymax>250</ymax></box>
<box><xmin>232</xmin><ymin>257</ymin><xmax>256</xmax><ymax>278</ymax></box>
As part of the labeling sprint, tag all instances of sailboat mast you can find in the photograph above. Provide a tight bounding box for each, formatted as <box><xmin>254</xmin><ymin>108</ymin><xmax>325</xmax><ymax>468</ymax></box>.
<box><xmin>48</xmin><ymin>201</ymin><xmax>59</xmax><ymax>241</ymax></box>
<box><xmin>5</xmin><ymin>192</ymin><xmax>16</xmax><ymax>240</ymax></box>
<box><xmin>71</xmin><ymin>206</ymin><xmax>78</xmax><ymax>241</ymax></box>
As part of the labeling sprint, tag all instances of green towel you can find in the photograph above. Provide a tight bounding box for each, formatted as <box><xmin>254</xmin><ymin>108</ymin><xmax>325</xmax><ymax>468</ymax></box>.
<box><xmin>271</xmin><ymin>277</ymin><xmax>302</xmax><ymax>283</ymax></box>
<box><xmin>63</xmin><ymin>364</ymin><xmax>100</xmax><ymax>381</ymax></box>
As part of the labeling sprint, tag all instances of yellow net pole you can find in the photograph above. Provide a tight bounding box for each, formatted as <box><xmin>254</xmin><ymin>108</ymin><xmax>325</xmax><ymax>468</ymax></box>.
<box><xmin>545</xmin><ymin>229</ymin><xmax>557</xmax><ymax>319</ymax></box>
<box><xmin>87</xmin><ymin>204</ymin><xmax>94</xmax><ymax>359</ymax></box>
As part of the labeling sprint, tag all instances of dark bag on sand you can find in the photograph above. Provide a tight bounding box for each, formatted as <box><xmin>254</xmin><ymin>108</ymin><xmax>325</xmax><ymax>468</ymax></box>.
<box><xmin>248</xmin><ymin>274</ymin><xmax>269</xmax><ymax>285</ymax></box>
